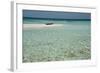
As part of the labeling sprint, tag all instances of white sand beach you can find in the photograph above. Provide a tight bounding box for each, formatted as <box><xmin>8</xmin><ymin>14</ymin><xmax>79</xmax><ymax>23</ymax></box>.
<box><xmin>23</xmin><ymin>24</ymin><xmax>63</xmax><ymax>29</ymax></box>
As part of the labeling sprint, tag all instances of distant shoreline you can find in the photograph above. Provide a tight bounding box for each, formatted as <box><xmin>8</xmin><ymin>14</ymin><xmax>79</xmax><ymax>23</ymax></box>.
<box><xmin>23</xmin><ymin>24</ymin><xmax>63</xmax><ymax>29</ymax></box>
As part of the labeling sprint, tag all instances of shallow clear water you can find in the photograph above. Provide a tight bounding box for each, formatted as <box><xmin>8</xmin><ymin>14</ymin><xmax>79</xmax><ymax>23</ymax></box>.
<box><xmin>22</xmin><ymin>18</ymin><xmax>91</xmax><ymax>62</ymax></box>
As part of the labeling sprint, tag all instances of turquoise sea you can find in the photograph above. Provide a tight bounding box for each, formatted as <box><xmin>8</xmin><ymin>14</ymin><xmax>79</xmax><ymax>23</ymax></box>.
<box><xmin>22</xmin><ymin>18</ymin><xmax>91</xmax><ymax>62</ymax></box>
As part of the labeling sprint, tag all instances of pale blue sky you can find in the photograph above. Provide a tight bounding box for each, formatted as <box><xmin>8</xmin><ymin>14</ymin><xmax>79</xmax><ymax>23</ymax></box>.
<box><xmin>23</xmin><ymin>10</ymin><xmax>91</xmax><ymax>19</ymax></box>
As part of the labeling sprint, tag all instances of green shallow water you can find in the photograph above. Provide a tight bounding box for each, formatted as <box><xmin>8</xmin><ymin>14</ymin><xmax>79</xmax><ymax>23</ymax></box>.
<box><xmin>22</xmin><ymin>18</ymin><xmax>91</xmax><ymax>63</ymax></box>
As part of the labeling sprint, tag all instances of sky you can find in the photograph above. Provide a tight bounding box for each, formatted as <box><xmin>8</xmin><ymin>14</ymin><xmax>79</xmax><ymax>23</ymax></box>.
<box><xmin>23</xmin><ymin>10</ymin><xmax>91</xmax><ymax>20</ymax></box>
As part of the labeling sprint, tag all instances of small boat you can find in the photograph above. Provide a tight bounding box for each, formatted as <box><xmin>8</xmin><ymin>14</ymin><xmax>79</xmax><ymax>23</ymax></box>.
<box><xmin>45</xmin><ymin>23</ymin><xmax>54</xmax><ymax>25</ymax></box>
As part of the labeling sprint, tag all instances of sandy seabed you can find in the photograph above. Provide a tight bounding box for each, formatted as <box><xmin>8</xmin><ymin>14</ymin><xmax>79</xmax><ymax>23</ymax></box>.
<box><xmin>22</xmin><ymin>22</ymin><xmax>91</xmax><ymax>62</ymax></box>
